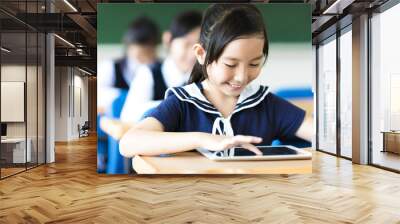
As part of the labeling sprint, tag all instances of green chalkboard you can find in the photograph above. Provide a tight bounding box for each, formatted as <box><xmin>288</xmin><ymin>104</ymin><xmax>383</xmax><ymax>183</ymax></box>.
<box><xmin>98</xmin><ymin>3</ymin><xmax>311</xmax><ymax>44</ymax></box>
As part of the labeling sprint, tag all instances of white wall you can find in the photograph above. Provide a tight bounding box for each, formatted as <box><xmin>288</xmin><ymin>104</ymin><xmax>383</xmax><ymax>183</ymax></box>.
<box><xmin>1</xmin><ymin>65</ymin><xmax>26</xmax><ymax>145</ymax></box>
<box><xmin>72</xmin><ymin>74</ymin><xmax>89</xmax><ymax>138</ymax></box>
<box><xmin>1</xmin><ymin>65</ymin><xmax>25</xmax><ymax>130</ymax></box>
<box><xmin>1</xmin><ymin>65</ymin><xmax>35</xmax><ymax>138</ymax></box>
<box><xmin>97</xmin><ymin>43</ymin><xmax>313</xmax><ymax>92</ymax></box>
<box><xmin>256</xmin><ymin>43</ymin><xmax>313</xmax><ymax>92</ymax></box>
<box><xmin>1</xmin><ymin>64</ymin><xmax>46</xmax><ymax>163</ymax></box>
<box><xmin>54</xmin><ymin>67</ymin><xmax>69</xmax><ymax>141</ymax></box>
<box><xmin>54</xmin><ymin>67</ymin><xmax>89</xmax><ymax>141</ymax></box>
<box><xmin>1</xmin><ymin>65</ymin><xmax>26</xmax><ymax>81</ymax></box>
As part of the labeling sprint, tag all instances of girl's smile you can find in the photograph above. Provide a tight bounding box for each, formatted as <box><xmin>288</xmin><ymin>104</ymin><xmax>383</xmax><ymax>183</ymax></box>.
<box><xmin>226</xmin><ymin>82</ymin><xmax>243</xmax><ymax>92</ymax></box>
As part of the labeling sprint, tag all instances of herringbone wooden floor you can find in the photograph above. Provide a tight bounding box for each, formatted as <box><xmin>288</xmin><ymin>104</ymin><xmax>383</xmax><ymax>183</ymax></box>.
<box><xmin>1</xmin><ymin>135</ymin><xmax>400</xmax><ymax>224</ymax></box>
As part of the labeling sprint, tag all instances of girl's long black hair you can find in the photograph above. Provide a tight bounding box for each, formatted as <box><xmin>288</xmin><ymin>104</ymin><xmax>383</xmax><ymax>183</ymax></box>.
<box><xmin>189</xmin><ymin>4</ymin><xmax>269</xmax><ymax>84</ymax></box>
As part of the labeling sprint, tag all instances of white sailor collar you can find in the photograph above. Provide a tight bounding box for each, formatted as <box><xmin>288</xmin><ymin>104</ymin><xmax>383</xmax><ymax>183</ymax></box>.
<box><xmin>165</xmin><ymin>81</ymin><xmax>270</xmax><ymax>157</ymax></box>
<box><xmin>164</xmin><ymin>80</ymin><xmax>270</xmax><ymax>117</ymax></box>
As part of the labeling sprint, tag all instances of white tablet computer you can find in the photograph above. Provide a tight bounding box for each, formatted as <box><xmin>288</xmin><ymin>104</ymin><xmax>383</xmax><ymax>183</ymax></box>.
<box><xmin>197</xmin><ymin>145</ymin><xmax>312</xmax><ymax>161</ymax></box>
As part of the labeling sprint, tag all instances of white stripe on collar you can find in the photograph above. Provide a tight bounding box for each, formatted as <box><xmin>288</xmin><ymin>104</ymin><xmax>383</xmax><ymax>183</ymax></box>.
<box><xmin>164</xmin><ymin>80</ymin><xmax>269</xmax><ymax>116</ymax></box>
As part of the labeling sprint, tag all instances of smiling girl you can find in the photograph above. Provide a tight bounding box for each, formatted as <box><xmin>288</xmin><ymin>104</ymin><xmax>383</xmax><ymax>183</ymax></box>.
<box><xmin>120</xmin><ymin>3</ymin><xmax>313</xmax><ymax>157</ymax></box>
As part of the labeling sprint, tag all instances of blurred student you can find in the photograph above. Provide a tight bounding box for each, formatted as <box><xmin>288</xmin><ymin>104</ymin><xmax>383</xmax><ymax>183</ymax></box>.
<box><xmin>97</xmin><ymin>16</ymin><xmax>159</xmax><ymax>173</ymax></box>
<box><xmin>120</xmin><ymin>10</ymin><xmax>202</xmax><ymax>123</ymax></box>
<box><xmin>97</xmin><ymin>16</ymin><xmax>160</xmax><ymax>114</ymax></box>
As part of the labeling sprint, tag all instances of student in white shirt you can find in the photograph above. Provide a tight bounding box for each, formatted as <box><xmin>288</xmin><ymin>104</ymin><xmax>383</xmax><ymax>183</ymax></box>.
<box><xmin>97</xmin><ymin>16</ymin><xmax>160</xmax><ymax>114</ymax></box>
<box><xmin>120</xmin><ymin>10</ymin><xmax>202</xmax><ymax>123</ymax></box>
<box><xmin>97</xmin><ymin>17</ymin><xmax>160</xmax><ymax>174</ymax></box>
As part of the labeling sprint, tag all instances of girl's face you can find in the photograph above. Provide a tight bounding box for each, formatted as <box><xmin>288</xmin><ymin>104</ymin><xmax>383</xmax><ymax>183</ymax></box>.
<box><xmin>206</xmin><ymin>37</ymin><xmax>265</xmax><ymax>97</ymax></box>
<box><xmin>169</xmin><ymin>27</ymin><xmax>201</xmax><ymax>74</ymax></box>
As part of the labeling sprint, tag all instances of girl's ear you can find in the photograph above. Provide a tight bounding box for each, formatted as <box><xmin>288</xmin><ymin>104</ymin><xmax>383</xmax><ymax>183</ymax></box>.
<box><xmin>193</xmin><ymin>43</ymin><xmax>206</xmax><ymax>65</ymax></box>
<box><xmin>162</xmin><ymin>31</ymin><xmax>172</xmax><ymax>47</ymax></box>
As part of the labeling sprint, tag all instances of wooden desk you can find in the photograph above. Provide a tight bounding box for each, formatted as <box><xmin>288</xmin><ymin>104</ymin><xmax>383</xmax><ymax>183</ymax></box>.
<box><xmin>133</xmin><ymin>149</ymin><xmax>313</xmax><ymax>174</ymax></box>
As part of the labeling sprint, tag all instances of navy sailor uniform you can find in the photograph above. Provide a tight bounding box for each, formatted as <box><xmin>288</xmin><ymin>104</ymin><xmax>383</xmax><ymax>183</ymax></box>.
<box><xmin>145</xmin><ymin>81</ymin><xmax>306</xmax><ymax>155</ymax></box>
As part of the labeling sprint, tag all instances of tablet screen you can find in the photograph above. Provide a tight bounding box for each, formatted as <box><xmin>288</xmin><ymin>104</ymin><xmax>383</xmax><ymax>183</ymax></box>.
<box><xmin>225</xmin><ymin>146</ymin><xmax>299</xmax><ymax>157</ymax></box>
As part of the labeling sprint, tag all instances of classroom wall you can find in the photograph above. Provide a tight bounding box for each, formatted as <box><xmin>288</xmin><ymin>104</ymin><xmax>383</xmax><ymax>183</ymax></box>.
<box><xmin>98</xmin><ymin>42</ymin><xmax>312</xmax><ymax>92</ymax></box>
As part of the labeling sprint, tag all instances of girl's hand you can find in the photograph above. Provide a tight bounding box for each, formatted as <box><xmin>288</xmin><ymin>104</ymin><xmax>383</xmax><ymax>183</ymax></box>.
<box><xmin>200</xmin><ymin>133</ymin><xmax>263</xmax><ymax>155</ymax></box>
<box><xmin>100</xmin><ymin>117</ymin><xmax>133</xmax><ymax>140</ymax></box>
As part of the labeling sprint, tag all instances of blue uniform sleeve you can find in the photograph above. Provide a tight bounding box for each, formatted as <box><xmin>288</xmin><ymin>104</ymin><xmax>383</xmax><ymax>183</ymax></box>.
<box><xmin>268</xmin><ymin>93</ymin><xmax>306</xmax><ymax>140</ymax></box>
<box><xmin>144</xmin><ymin>94</ymin><xmax>181</xmax><ymax>132</ymax></box>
